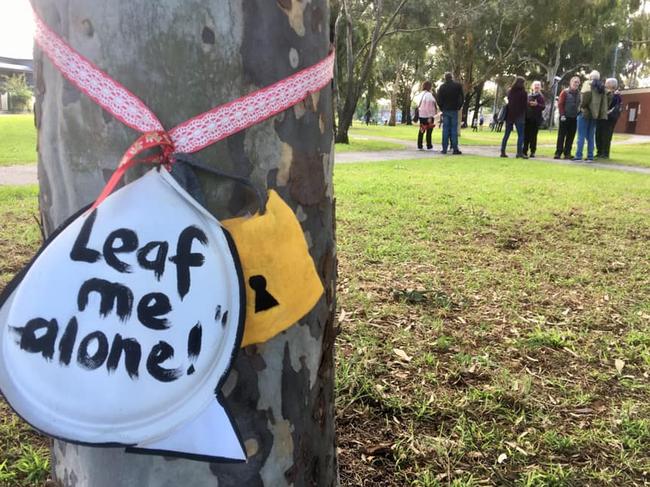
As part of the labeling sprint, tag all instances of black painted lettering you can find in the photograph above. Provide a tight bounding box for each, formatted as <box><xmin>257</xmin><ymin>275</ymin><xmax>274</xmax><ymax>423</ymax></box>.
<box><xmin>77</xmin><ymin>278</ymin><xmax>134</xmax><ymax>322</ymax></box>
<box><xmin>12</xmin><ymin>318</ymin><xmax>58</xmax><ymax>360</ymax></box>
<box><xmin>146</xmin><ymin>341</ymin><xmax>182</xmax><ymax>382</ymax></box>
<box><xmin>70</xmin><ymin>209</ymin><xmax>101</xmax><ymax>263</ymax></box>
<box><xmin>137</xmin><ymin>292</ymin><xmax>172</xmax><ymax>330</ymax></box>
<box><xmin>187</xmin><ymin>322</ymin><xmax>202</xmax><ymax>360</ymax></box>
<box><xmin>137</xmin><ymin>241</ymin><xmax>169</xmax><ymax>280</ymax></box>
<box><xmin>107</xmin><ymin>334</ymin><xmax>141</xmax><ymax>379</ymax></box>
<box><xmin>103</xmin><ymin>228</ymin><xmax>138</xmax><ymax>273</ymax></box>
<box><xmin>58</xmin><ymin>317</ymin><xmax>78</xmax><ymax>366</ymax></box>
<box><xmin>77</xmin><ymin>331</ymin><xmax>109</xmax><ymax>370</ymax></box>
<box><xmin>169</xmin><ymin>226</ymin><xmax>207</xmax><ymax>300</ymax></box>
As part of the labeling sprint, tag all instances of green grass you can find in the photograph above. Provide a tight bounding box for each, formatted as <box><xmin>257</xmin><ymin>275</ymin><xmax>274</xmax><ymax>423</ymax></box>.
<box><xmin>533</xmin><ymin>142</ymin><xmax>650</xmax><ymax>169</ymax></box>
<box><xmin>347</xmin><ymin>123</ymin><xmax>630</xmax><ymax>148</ymax></box>
<box><xmin>0</xmin><ymin>115</ymin><xmax>37</xmax><ymax>166</ymax></box>
<box><xmin>334</xmin><ymin>157</ymin><xmax>650</xmax><ymax>486</ymax></box>
<box><xmin>1</xmin><ymin>159</ymin><xmax>650</xmax><ymax>485</ymax></box>
<box><xmin>0</xmin><ymin>185</ymin><xmax>48</xmax><ymax>486</ymax></box>
<box><xmin>336</xmin><ymin>136</ymin><xmax>404</xmax><ymax>153</ymax></box>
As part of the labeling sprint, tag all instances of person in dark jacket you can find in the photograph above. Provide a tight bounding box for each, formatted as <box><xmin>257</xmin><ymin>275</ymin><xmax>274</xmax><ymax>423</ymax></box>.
<box><xmin>500</xmin><ymin>76</ymin><xmax>528</xmax><ymax>158</ymax></box>
<box><xmin>573</xmin><ymin>70</ymin><xmax>608</xmax><ymax>161</ymax></box>
<box><xmin>554</xmin><ymin>76</ymin><xmax>581</xmax><ymax>159</ymax></box>
<box><xmin>436</xmin><ymin>72</ymin><xmax>464</xmax><ymax>154</ymax></box>
<box><xmin>523</xmin><ymin>80</ymin><xmax>546</xmax><ymax>157</ymax></box>
<box><xmin>595</xmin><ymin>78</ymin><xmax>622</xmax><ymax>159</ymax></box>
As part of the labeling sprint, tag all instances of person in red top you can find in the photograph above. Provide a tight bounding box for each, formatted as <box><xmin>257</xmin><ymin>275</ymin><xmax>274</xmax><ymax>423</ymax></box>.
<box><xmin>554</xmin><ymin>76</ymin><xmax>581</xmax><ymax>159</ymax></box>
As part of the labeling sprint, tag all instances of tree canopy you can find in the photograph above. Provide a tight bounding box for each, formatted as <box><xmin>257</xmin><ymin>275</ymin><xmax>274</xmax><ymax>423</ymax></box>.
<box><xmin>333</xmin><ymin>0</ymin><xmax>650</xmax><ymax>141</ymax></box>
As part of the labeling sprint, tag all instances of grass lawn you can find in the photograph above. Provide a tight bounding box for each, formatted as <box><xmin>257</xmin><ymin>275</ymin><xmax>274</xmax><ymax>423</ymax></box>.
<box><xmin>334</xmin><ymin>157</ymin><xmax>650</xmax><ymax>486</ymax></box>
<box><xmin>0</xmin><ymin>185</ymin><xmax>49</xmax><ymax>486</ymax></box>
<box><xmin>348</xmin><ymin>124</ymin><xmax>630</xmax><ymax>148</ymax></box>
<box><xmin>0</xmin><ymin>115</ymin><xmax>37</xmax><ymax>166</ymax></box>
<box><xmin>336</xmin><ymin>136</ymin><xmax>405</xmax><ymax>153</ymax></box>
<box><xmin>534</xmin><ymin>142</ymin><xmax>650</xmax><ymax>169</ymax></box>
<box><xmin>0</xmin><ymin>159</ymin><xmax>649</xmax><ymax>485</ymax></box>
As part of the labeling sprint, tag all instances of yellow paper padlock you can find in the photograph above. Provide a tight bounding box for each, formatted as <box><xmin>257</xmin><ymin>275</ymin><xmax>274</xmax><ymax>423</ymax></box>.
<box><xmin>222</xmin><ymin>190</ymin><xmax>324</xmax><ymax>347</ymax></box>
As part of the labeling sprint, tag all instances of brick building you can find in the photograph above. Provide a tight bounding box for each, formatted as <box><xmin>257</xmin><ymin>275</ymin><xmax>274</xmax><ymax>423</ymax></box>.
<box><xmin>615</xmin><ymin>87</ymin><xmax>650</xmax><ymax>135</ymax></box>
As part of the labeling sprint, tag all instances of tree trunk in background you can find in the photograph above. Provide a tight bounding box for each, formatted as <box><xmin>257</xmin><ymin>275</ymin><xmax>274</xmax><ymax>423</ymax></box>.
<box><xmin>388</xmin><ymin>70</ymin><xmax>400</xmax><ymax>126</ymax></box>
<box><xmin>470</xmin><ymin>82</ymin><xmax>484</xmax><ymax>128</ymax></box>
<box><xmin>33</xmin><ymin>1</ymin><xmax>337</xmax><ymax>486</ymax></box>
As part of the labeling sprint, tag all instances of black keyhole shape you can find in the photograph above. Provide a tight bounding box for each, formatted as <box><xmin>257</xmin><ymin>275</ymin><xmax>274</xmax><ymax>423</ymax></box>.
<box><xmin>249</xmin><ymin>275</ymin><xmax>279</xmax><ymax>313</ymax></box>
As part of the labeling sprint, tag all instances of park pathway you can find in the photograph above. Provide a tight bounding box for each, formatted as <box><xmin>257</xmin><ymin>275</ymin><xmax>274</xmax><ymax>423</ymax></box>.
<box><xmin>0</xmin><ymin>164</ymin><xmax>38</xmax><ymax>186</ymax></box>
<box><xmin>1</xmin><ymin>134</ymin><xmax>649</xmax><ymax>186</ymax></box>
<box><xmin>337</xmin><ymin>133</ymin><xmax>650</xmax><ymax>175</ymax></box>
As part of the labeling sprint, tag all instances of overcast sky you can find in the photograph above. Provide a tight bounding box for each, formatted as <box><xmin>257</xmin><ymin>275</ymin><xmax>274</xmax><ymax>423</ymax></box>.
<box><xmin>0</xmin><ymin>0</ymin><xmax>35</xmax><ymax>59</ymax></box>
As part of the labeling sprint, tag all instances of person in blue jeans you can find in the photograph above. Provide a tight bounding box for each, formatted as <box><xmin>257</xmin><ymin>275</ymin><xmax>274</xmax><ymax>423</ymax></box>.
<box><xmin>500</xmin><ymin>76</ymin><xmax>528</xmax><ymax>158</ymax></box>
<box><xmin>574</xmin><ymin>113</ymin><xmax>597</xmax><ymax>160</ymax></box>
<box><xmin>574</xmin><ymin>70</ymin><xmax>607</xmax><ymax>161</ymax></box>
<box><xmin>436</xmin><ymin>72</ymin><xmax>464</xmax><ymax>154</ymax></box>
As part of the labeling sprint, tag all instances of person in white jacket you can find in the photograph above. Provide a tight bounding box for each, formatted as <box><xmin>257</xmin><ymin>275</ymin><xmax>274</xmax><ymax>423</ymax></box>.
<box><xmin>416</xmin><ymin>80</ymin><xmax>438</xmax><ymax>150</ymax></box>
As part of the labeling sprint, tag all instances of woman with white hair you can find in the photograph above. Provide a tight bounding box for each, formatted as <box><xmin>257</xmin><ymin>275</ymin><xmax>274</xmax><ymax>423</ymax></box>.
<box><xmin>573</xmin><ymin>70</ymin><xmax>608</xmax><ymax>161</ymax></box>
<box><xmin>523</xmin><ymin>80</ymin><xmax>546</xmax><ymax>158</ymax></box>
<box><xmin>595</xmin><ymin>78</ymin><xmax>622</xmax><ymax>159</ymax></box>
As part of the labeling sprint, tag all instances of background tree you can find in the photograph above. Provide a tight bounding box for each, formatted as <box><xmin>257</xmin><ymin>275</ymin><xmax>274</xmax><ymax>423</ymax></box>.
<box><xmin>333</xmin><ymin>0</ymin><xmax>415</xmax><ymax>143</ymax></box>
<box><xmin>378</xmin><ymin>26</ymin><xmax>432</xmax><ymax>126</ymax></box>
<box><xmin>33</xmin><ymin>0</ymin><xmax>337</xmax><ymax>485</ymax></box>
<box><xmin>620</xmin><ymin>0</ymin><xmax>650</xmax><ymax>87</ymax></box>
<box><xmin>0</xmin><ymin>74</ymin><xmax>33</xmax><ymax>112</ymax></box>
<box><xmin>518</xmin><ymin>0</ymin><xmax>627</xmax><ymax>124</ymax></box>
<box><xmin>431</xmin><ymin>0</ymin><xmax>528</xmax><ymax>126</ymax></box>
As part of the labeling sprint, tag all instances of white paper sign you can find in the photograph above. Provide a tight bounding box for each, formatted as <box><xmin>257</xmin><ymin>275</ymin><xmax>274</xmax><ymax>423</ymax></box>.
<box><xmin>0</xmin><ymin>169</ymin><xmax>245</xmax><ymax>461</ymax></box>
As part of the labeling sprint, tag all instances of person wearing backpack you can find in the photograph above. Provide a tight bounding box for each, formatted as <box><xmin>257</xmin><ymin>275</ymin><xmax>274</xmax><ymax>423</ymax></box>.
<box><xmin>573</xmin><ymin>70</ymin><xmax>608</xmax><ymax>161</ymax></box>
<box><xmin>554</xmin><ymin>76</ymin><xmax>581</xmax><ymax>159</ymax></box>
<box><xmin>595</xmin><ymin>78</ymin><xmax>622</xmax><ymax>160</ymax></box>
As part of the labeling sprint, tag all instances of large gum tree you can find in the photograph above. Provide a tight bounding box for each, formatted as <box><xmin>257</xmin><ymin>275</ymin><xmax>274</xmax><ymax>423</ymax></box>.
<box><xmin>32</xmin><ymin>0</ymin><xmax>338</xmax><ymax>485</ymax></box>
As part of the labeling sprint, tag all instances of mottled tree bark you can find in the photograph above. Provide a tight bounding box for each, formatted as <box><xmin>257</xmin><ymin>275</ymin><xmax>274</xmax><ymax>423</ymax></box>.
<box><xmin>33</xmin><ymin>1</ymin><xmax>337</xmax><ymax>486</ymax></box>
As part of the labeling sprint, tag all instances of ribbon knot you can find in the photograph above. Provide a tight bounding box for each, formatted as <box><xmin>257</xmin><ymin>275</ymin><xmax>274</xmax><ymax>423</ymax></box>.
<box><xmin>91</xmin><ymin>131</ymin><xmax>175</xmax><ymax>209</ymax></box>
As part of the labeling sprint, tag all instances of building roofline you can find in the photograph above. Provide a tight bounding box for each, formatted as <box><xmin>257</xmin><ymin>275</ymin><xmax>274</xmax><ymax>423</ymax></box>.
<box><xmin>621</xmin><ymin>87</ymin><xmax>650</xmax><ymax>95</ymax></box>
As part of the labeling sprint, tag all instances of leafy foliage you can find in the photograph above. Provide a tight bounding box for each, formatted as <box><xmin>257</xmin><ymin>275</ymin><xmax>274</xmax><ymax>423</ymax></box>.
<box><xmin>0</xmin><ymin>75</ymin><xmax>33</xmax><ymax>112</ymax></box>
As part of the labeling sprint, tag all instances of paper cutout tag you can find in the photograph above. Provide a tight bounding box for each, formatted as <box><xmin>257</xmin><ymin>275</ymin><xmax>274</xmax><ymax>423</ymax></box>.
<box><xmin>222</xmin><ymin>191</ymin><xmax>324</xmax><ymax>347</ymax></box>
<box><xmin>0</xmin><ymin>169</ymin><xmax>245</xmax><ymax>460</ymax></box>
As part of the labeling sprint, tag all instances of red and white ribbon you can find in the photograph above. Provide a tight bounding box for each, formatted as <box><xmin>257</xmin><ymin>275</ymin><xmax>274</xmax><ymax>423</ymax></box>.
<box><xmin>34</xmin><ymin>13</ymin><xmax>164</xmax><ymax>134</ymax></box>
<box><xmin>33</xmin><ymin>7</ymin><xmax>334</xmax><ymax>155</ymax></box>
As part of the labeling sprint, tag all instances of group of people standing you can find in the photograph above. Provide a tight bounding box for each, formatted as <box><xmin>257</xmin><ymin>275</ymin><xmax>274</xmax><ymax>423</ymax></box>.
<box><xmin>499</xmin><ymin>70</ymin><xmax>622</xmax><ymax>160</ymax></box>
<box><xmin>554</xmin><ymin>71</ymin><xmax>622</xmax><ymax>161</ymax></box>
<box><xmin>499</xmin><ymin>78</ymin><xmax>544</xmax><ymax>158</ymax></box>
<box><xmin>416</xmin><ymin>72</ymin><xmax>464</xmax><ymax>154</ymax></box>
<box><xmin>415</xmin><ymin>71</ymin><xmax>622</xmax><ymax>161</ymax></box>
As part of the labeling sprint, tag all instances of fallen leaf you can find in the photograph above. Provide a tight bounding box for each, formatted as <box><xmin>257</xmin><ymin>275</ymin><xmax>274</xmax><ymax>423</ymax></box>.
<box><xmin>615</xmin><ymin>359</ymin><xmax>625</xmax><ymax>374</ymax></box>
<box><xmin>574</xmin><ymin>407</ymin><xmax>594</xmax><ymax>414</ymax></box>
<box><xmin>393</xmin><ymin>348</ymin><xmax>412</xmax><ymax>362</ymax></box>
<box><xmin>363</xmin><ymin>443</ymin><xmax>392</xmax><ymax>456</ymax></box>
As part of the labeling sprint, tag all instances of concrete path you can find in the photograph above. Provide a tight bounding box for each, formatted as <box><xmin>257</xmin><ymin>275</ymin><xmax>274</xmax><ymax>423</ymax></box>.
<box><xmin>1</xmin><ymin>132</ymin><xmax>649</xmax><ymax>186</ymax></box>
<box><xmin>337</xmin><ymin>147</ymin><xmax>650</xmax><ymax>175</ymax></box>
<box><xmin>338</xmin><ymin>133</ymin><xmax>650</xmax><ymax>175</ymax></box>
<box><xmin>0</xmin><ymin>164</ymin><xmax>38</xmax><ymax>186</ymax></box>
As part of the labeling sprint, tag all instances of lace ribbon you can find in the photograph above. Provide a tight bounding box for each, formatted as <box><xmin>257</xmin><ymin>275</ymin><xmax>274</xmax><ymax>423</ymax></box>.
<box><xmin>32</xmin><ymin>6</ymin><xmax>334</xmax><ymax>205</ymax></box>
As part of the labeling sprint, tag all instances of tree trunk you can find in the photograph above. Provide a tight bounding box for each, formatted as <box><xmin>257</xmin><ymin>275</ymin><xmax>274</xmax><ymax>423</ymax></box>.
<box><xmin>470</xmin><ymin>82</ymin><xmax>484</xmax><ymax>128</ymax></box>
<box><xmin>388</xmin><ymin>74</ymin><xmax>398</xmax><ymax>127</ymax></box>
<box><xmin>33</xmin><ymin>1</ymin><xmax>337</xmax><ymax>486</ymax></box>
<box><xmin>461</xmin><ymin>91</ymin><xmax>473</xmax><ymax>128</ymax></box>
<box><xmin>335</xmin><ymin>100</ymin><xmax>354</xmax><ymax>144</ymax></box>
